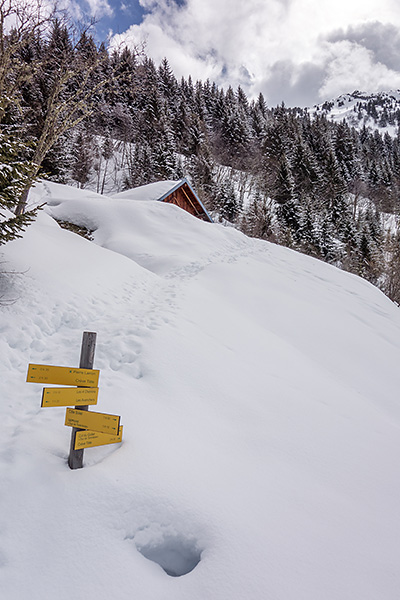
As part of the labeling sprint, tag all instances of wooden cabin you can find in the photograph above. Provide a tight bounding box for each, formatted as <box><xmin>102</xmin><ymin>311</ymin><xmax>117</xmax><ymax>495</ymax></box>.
<box><xmin>112</xmin><ymin>178</ymin><xmax>213</xmax><ymax>222</ymax></box>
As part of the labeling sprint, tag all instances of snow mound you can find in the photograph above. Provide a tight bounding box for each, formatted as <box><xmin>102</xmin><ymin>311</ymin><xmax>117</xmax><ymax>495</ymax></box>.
<box><xmin>111</xmin><ymin>179</ymin><xmax>182</xmax><ymax>202</ymax></box>
<box><xmin>38</xmin><ymin>180</ymin><xmax>244</xmax><ymax>275</ymax></box>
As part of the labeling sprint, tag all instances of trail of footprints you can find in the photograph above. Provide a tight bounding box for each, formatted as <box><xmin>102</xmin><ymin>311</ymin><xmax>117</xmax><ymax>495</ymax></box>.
<box><xmin>96</xmin><ymin>239</ymin><xmax>267</xmax><ymax>377</ymax></box>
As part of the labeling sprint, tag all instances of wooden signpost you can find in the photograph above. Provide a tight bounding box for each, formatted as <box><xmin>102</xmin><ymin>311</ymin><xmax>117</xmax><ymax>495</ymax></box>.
<box><xmin>68</xmin><ymin>331</ymin><xmax>97</xmax><ymax>470</ymax></box>
<box><xmin>26</xmin><ymin>331</ymin><xmax>123</xmax><ymax>470</ymax></box>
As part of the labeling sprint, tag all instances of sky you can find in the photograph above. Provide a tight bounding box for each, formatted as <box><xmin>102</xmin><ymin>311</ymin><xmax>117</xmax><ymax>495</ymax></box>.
<box><xmin>67</xmin><ymin>0</ymin><xmax>400</xmax><ymax>107</ymax></box>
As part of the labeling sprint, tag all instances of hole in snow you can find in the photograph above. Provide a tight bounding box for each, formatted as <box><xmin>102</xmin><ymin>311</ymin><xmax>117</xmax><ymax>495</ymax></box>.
<box><xmin>135</xmin><ymin>532</ymin><xmax>202</xmax><ymax>577</ymax></box>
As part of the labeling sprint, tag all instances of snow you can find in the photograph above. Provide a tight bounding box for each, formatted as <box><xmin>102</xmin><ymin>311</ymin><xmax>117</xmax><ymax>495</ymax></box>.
<box><xmin>111</xmin><ymin>179</ymin><xmax>182</xmax><ymax>202</ymax></box>
<box><xmin>1</xmin><ymin>180</ymin><xmax>400</xmax><ymax>599</ymax></box>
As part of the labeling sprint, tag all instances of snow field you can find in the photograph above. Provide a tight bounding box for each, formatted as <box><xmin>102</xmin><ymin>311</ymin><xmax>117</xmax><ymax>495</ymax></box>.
<box><xmin>1</xmin><ymin>181</ymin><xmax>400</xmax><ymax>599</ymax></box>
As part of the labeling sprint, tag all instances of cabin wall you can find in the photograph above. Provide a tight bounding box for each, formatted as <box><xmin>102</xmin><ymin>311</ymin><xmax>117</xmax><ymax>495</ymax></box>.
<box><xmin>163</xmin><ymin>184</ymin><xmax>210</xmax><ymax>221</ymax></box>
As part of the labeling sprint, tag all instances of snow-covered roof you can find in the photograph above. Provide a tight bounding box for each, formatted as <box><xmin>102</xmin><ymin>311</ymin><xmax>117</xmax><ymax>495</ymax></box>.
<box><xmin>111</xmin><ymin>180</ymin><xmax>182</xmax><ymax>202</ymax></box>
<box><xmin>111</xmin><ymin>177</ymin><xmax>213</xmax><ymax>222</ymax></box>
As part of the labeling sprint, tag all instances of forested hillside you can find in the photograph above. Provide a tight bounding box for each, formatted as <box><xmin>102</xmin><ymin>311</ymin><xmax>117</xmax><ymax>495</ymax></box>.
<box><xmin>3</xmin><ymin>8</ymin><xmax>400</xmax><ymax>302</ymax></box>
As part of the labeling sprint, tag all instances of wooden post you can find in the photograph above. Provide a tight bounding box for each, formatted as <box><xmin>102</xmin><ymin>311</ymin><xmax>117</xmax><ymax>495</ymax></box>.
<box><xmin>68</xmin><ymin>332</ymin><xmax>97</xmax><ymax>470</ymax></box>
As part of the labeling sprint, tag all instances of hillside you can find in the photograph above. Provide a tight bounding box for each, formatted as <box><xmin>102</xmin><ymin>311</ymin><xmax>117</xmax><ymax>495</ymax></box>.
<box><xmin>3</xmin><ymin>10</ymin><xmax>400</xmax><ymax>307</ymax></box>
<box><xmin>1</xmin><ymin>182</ymin><xmax>400</xmax><ymax>599</ymax></box>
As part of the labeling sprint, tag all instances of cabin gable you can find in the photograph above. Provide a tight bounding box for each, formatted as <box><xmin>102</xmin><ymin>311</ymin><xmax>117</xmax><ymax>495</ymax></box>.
<box><xmin>159</xmin><ymin>180</ymin><xmax>212</xmax><ymax>222</ymax></box>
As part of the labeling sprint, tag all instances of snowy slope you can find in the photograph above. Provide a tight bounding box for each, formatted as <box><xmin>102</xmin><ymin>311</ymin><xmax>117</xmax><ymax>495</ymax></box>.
<box><xmin>1</xmin><ymin>181</ymin><xmax>400</xmax><ymax>600</ymax></box>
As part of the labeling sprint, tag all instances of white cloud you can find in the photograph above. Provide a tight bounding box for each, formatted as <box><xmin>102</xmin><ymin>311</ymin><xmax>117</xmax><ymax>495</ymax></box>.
<box><xmin>327</xmin><ymin>22</ymin><xmax>400</xmax><ymax>71</ymax></box>
<box><xmin>23</xmin><ymin>0</ymin><xmax>113</xmax><ymax>25</ymax></box>
<box><xmin>57</xmin><ymin>0</ymin><xmax>85</xmax><ymax>21</ymax></box>
<box><xmin>110</xmin><ymin>0</ymin><xmax>400</xmax><ymax>106</ymax></box>
<box><xmin>84</xmin><ymin>0</ymin><xmax>113</xmax><ymax>18</ymax></box>
<box><xmin>319</xmin><ymin>40</ymin><xmax>400</xmax><ymax>100</ymax></box>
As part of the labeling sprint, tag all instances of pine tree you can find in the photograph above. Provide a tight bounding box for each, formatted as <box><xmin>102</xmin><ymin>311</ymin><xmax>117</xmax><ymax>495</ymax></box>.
<box><xmin>125</xmin><ymin>142</ymin><xmax>155</xmax><ymax>188</ymax></box>
<box><xmin>354</xmin><ymin>210</ymin><xmax>384</xmax><ymax>284</ymax></box>
<box><xmin>71</xmin><ymin>130</ymin><xmax>93</xmax><ymax>188</ymax></box>
<box><xmin>158</xmin><ymin>57</ymin><xmax>178</xmax><ymax>114</ymax></box>
<box><xmin>320</xmin><ymin>148</ymin><xmax>349</xmax><ymax>230</ymax></box>
<box><xmin>313</xmin><ymin>213</ymin><xmax>337</xmax><ymax>262</ymax></box>
<box><xmin>384</xmin><ymin>228</ymin><xmax>400</xmax><ymax>304</ymax></box>
<box><xmin>298</xmin><ymin>201</ymin><xmax>318</xmax><ymax>255</ymax></box>
<box><xmin>242</xmin><ymin>192</ymin><xmax>274</xmax><ymax>240</ymax></box>
<box><xmin>216</xmin><ymin>179</ymin><xmax>240</xmax><ymax>222</ymax></box>
<box><xmin>291</xmin><ymin>137</ymin><xmax>319</xmax><ymax>200</ymax></box>
<box><xmin>334</xmin><ymin>121</ymin><xmax>358</xmax><ymax>182</ymax></box>
<box><xmin>0</xmin><ymin>130</ymin><xmax>38</xmax><ymax>245</ymax></box>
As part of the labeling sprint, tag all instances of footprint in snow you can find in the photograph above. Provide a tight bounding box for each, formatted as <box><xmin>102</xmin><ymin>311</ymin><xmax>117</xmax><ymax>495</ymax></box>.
<box><xmin>132</xmin><ymin>524</ymin><xmax>202</xmax><ymax>577</ymax></box>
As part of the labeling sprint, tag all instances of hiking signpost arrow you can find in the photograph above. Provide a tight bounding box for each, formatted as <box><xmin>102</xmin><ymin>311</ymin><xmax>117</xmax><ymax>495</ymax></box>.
<box><xmin>41</xmin><ymin>387</ymin><xmax>99</xmax><ymax>407</ymax></box>
<box><xmin>26</xmin><ymin>331</ymin><xmax>123</xmax><ymax>470</ymax></box>
<box><xmin>75</xmin><ymin>426</ymin><xmax>123</xmax><ymax>450</ymax></box>
<box><xmin>27</xmin><ymin>364</ymin><xmax>100</xmax><ymax>387</ymax></box>
<box><xmin>65</xmin><ymin>408</ymin><xmax>120</xmax><ymax>435</ymax></box>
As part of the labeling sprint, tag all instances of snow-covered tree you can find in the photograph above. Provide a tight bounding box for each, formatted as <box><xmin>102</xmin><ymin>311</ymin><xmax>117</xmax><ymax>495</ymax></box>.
<box><xmin>0</xmin><ymin>131</ymin><xmax>38</xmax><ymax>245</ymax></box>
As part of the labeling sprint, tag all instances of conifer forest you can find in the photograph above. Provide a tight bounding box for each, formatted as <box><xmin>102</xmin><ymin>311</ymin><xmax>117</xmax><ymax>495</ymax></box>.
<box><xmin>2</xmin><ymin>3</ymin><xmax>400</xmax><ymax>303</ymax></box>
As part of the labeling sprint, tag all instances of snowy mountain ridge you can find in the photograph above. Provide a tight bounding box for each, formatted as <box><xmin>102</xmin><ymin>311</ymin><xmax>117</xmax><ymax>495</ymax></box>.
<box><xmin>1</xmin><ymin>181</ymin><xmax>400</xmax><ymax>599</ymax></box>
<box><xmin>310</xmin><ymin>89</ymin><xmax>400</xmax><ymax>135</ymax></box>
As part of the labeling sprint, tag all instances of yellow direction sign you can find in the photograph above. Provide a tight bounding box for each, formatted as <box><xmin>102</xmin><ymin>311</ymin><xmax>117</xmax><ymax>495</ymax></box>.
<box><xmin>27</xmin><ymin>364</ymin><xmax>99</xmax><ymax>387</ymax></box>
<box><xmin>65</xmin><ymin>408</ymin><xmax>120</xmax><ymax>435</ymax></box>
<box><xmin>75</xmin><ymin>426</ymin><xmax>123</xmax><ymax>450</ymax></box>
<box><xmin>41</xmin><ymin>387</ymin><xmax>99</xmax><ymax>408</ymax></box>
